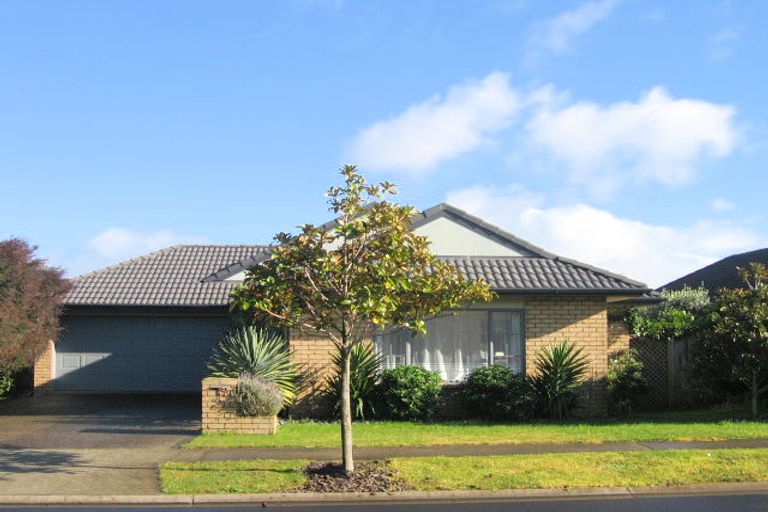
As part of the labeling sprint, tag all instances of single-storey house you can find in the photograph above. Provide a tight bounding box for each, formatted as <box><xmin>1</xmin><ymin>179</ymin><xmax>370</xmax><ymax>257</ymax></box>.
<box><xmin>35</xmin><ymin>204</ymin><xmax>652</xmax><ymax>415</ymax></box>
<box><xmin>660</xmin><ymin>248</ymin><xmax>768</xmax><ymax>294</ymax></box>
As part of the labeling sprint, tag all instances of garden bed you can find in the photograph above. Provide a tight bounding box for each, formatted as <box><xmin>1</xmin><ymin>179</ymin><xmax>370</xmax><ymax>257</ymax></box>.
<box><xmin>160</xmin><ymin>448</ymin><xmax>768</xmax><ymax>494</ymax></box>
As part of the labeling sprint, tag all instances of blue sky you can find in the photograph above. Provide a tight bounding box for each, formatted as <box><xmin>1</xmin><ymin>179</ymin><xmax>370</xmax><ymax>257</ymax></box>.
<box><xmin>1</xmin><ymin>0</ymin><xmax>766</xmax><ymax>287</ymax></box>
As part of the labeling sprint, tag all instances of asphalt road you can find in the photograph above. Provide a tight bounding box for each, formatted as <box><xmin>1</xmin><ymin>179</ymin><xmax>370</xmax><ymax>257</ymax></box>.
<box><xmin>2</xmin><ymin>493</ymin><xmax>768</xmax><ymax>511</ymax></box>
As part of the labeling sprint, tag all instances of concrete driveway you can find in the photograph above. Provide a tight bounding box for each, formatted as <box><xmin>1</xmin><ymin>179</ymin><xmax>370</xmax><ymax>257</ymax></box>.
<box><xmin>0</xmin><ymin>394</ymin><xmax>200</xmax><ymax>495</ymax></box>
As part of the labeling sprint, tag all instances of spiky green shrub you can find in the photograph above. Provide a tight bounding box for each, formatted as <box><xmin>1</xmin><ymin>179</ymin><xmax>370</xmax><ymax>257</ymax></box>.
<box><xmin>208</xmin><ymin>326</ymin><xmax>298</xmax><ymax>404</ymax></box>
<box><xmin>324</xmin><ymin>343</ymin><xmax>383</xmax><ymax>420</ymax></box>
<box><xmin>231</xmin><ymin>374</ymin><xmax>283</xmax><ymax>417</ymax></box>
<box><xmin>530</xmin><ymin>341</ymin><xmax>590</xmax><ymax>419</ymax></box>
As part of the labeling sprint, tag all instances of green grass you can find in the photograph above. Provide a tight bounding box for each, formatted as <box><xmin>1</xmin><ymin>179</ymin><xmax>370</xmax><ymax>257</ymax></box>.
<box><xmin>186</xmin><ymin>407</ymin><xmax>768</xmax><ymax>449</ymax></box>
<box><xmin>160</xmin><ymin>460</ymin><xmax>308</xmax><ymax>494</ymax></box>
<box><xmin>160</xmin><ymin>448</ymin><xmax>768</xmax><ymax>494</ymax></box>
<box><xmin>392</xmin><ymin>449</ymin><xmax>768</xmax><ymax>490</ymax></box>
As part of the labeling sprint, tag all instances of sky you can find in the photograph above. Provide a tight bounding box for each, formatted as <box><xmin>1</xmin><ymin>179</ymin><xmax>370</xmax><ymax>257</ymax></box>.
<box><xmin>1</xmin><ymin>0</ymin><xmax>767</xmax><ymax>287</ymax></box>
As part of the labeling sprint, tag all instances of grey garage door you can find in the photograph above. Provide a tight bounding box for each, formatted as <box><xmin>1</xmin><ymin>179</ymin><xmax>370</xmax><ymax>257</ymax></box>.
<box><xmin>55</xmin><ymin>315</ymin><xmax>234</xmax><ymax>392</ymax></box>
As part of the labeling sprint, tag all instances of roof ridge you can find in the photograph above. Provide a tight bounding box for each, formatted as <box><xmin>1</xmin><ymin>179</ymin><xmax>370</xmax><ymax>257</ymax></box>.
<box><xmin>173</xmin><ymin>243</ymin><xmax>270</xmax><ymax>248</ymax></box>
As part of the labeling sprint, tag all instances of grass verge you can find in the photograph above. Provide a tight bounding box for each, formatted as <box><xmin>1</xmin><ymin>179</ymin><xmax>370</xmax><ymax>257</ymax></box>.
<box><xmin>185</xmin><ymin>407</ymin><xmax>768</xmax><ymax>449</ymax></box>
<box><xmin>160</xmin><ymin>448</ymin><xmax>768</xmax><ymax>494</ymax></box>
<box><xmin>161</xmin><ymin>460</ymin><xmax>308</xmax><ymax>494</ymax></box>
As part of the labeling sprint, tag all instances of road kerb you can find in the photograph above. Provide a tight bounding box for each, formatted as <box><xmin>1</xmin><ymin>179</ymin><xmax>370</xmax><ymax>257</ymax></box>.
<box><xmin>0</xmin><ymin>482</ymin><xmax>767</xmax><ymax>506</ymax></box>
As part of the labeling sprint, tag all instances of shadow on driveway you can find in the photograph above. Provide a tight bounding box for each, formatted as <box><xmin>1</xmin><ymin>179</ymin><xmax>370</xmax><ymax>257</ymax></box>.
<box><xmin>0</xmin><ymin>444</ymin><xmax>85</xmax><ymax>479</ymax></box>
<box><xmin>0</xmin><ymin>394</ymin><xmax>200</xmax><ymax>449</ymax></box>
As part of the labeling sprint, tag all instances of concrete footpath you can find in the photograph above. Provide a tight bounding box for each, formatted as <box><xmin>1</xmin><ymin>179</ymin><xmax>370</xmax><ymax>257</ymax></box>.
<box><xmin>176</xmin><ymin>437</ymin><xmax>768</xmax><ymax>462</ymax></box>
<box><xmin>3</xmin><ymin>439</ymin><xmax>768</xmax><ymax>497</ymax></box>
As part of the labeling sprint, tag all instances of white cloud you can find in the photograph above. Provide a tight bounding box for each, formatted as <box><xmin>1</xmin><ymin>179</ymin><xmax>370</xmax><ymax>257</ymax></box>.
<box><xmin>447</xmin><ymin>185</ymin><xmax>762</xmax><ymax>287</ymax></box>
<box><xmin>88</xmin><ymin>228</ymin><xmax>207</xmax><ymax>261</ymax></box>
<box><xmin>526</xmin><ymin>87</ymin><xmax>737</xmax><ymax>198</ymax></box>
<box><xmin>710</xmin><ymin>197</ymin><xmax>735</xmax><ymax>212</ymax></box>
<box><xmin>347</xmin><ymin>72</ymin><xmax>521</xmax><ymax>173</ymax></box>
<box><xmin>527</xmin><ymin>0</ymin><xmax>620</xmax><ymax>60</ymax></box>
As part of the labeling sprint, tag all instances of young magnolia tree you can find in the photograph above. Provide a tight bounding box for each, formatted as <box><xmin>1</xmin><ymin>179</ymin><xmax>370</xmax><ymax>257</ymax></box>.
<box><xmin>708</xmin><ymin>263</ymin><xmax>768</xmax><ymax>417</ymax></box>
<box><xmin>231</xmin><ymin>166</ymin><xmax>493</xmax><ymax>473</ymax></box>
<box><xmin>0</xmin><ymin>239</ymin><xmax>70</xmax><ymax>392</ymax></box>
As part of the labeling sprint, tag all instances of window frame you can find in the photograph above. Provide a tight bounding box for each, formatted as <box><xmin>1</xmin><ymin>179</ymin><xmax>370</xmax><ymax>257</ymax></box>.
<box><xmin>375</xmin><ymin>307</ymin><xmax>527</xmax><ymax>380</ymax></box>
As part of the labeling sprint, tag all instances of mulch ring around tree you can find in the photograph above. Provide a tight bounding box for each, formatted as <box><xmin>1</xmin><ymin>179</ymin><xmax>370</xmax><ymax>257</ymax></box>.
<box><xmin>301</xmin><ymin>461</ymin><xmax>409</xmax><ymax>493</ymax></box>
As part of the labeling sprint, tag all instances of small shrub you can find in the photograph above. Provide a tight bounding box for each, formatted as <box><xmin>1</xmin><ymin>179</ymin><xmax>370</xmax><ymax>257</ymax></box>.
<box><xmin>231</xmin><ymin>374</ymin><xmax>283</xmax><ymax>417</ymax></box>
<box><xmin>324</xmin><ymin>343</ymin><xmax>383</xmax><ymax>420</ymax></box>
<box><xmin>530</xmin><ymin>341</ymin><xmax>590</xmax><ymax>420</ymax></box>
<box><xmin>607</xmin><ymin>349</ymin><xmax>647</xmax><ymax>415</ymax></box>
<box><xmin>208</xmin><ymin>326</ymin><xmax>298</xmax><ymax>404</ymax></box>
<box><xmin>0</xmin><ymin>373</ymin><xmax>12</xmax><ymax>400</ymax></box>
<box><xmin>463</xmin><ymin>366</ymin><xmax>536</xmax><ymax>420</ymax></box>
<box><xmin>379</xmin><ymin>366</ymin><xmax>442</xmax><ymax>420</ymax></box>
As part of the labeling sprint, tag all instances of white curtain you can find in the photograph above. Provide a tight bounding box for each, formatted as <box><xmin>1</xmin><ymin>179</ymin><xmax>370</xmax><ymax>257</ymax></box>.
<box><xmin>376</xmin><ymin>310</ymin><xmax>523</xmax><ymax>382</ymax></box>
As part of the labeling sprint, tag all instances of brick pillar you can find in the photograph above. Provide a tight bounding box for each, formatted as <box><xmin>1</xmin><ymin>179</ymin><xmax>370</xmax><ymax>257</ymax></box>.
<box><xmin>33</xmin><ymin>340</ymin><xmax>55</xmax><ymax>395</ymax></box>
<box><xmin>201</xmin><ymin>377</ymin><xmax>278</xmax><ymax>434</ymax></box>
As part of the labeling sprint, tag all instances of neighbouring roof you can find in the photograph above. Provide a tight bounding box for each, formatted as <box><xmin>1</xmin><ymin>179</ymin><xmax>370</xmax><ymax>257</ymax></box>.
<box><xmin>660</xmin><ymin>248</ymin><xmax>768</xmax><ymax>294</ymax></box>
<box><xmin>65</xmin><ymin>245</ymin><xmax>270</xmax><ymax>307</ymax></box>
<box><xmin>65</xmin><ymin>204</ymin><xmax>652</xmax><ymax>307</ymax></box>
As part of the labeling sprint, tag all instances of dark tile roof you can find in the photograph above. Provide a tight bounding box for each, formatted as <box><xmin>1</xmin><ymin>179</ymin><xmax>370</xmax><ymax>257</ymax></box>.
<box><xmin>65</xmin><ymin>204</ymin><xmax>652</xmax><ymax>307</ymax></box>
<box><xmin>65</xmin><ymin>245</ymin><xmax>270</xmax><ymax>307</ymax></box>
<box><xmin>438</xmin><ymin>256</ymin><xmax>648</xmax><ymax>293</ymax></box>
<box><xmin>660</xmin><ymin>248</ymin><xmax>768</xmax><ymax>294</ymax></box>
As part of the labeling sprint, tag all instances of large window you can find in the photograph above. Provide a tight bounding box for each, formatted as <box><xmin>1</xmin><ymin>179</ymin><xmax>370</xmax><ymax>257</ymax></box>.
<box><xmin>375</xmin><ymin>310</ymin><xmax>524</xmax><ymax>381</ymax></box>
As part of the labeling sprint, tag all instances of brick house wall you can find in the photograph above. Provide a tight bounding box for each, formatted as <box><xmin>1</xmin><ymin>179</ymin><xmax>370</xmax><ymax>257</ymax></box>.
<box><xmin>607</xmin><ymin>304</ymin><xmax>632</xmax><ymax>356</ymax></box>
<box><xmin>289</xmin><ymin>295</ymin><xmax>612</xmax><ymax>417</ymax></box>
<box><xmin>524</xmin><ymin>296</ymin><xmax>609</xmax><ymax>415</ymax></box>
<box><xmin>289</xmin><ymin>333</ymin><xmax>338</xmax><ymax>417</ymax></box>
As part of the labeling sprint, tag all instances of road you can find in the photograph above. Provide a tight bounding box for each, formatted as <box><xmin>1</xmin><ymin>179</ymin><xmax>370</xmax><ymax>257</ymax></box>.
<box><xmin>1</xmin><ymin>493</ymin><xmax>768</xmax><ymax>511</ymax></box>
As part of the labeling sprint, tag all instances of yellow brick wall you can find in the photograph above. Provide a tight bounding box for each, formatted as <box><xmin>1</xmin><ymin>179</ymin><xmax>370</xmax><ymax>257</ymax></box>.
<box><xmin>608</xmin><ymin>317</ymin><xmax>631</xmax><ymax>356</ymax></box>
<box><xmin>33</xmin><ymin>340</ymin><xmax>55</xmax><ymax>394</ymax></box>
<box><xmin>286</xmin><ymin>298</ymin><xmax>612</xmax><ymax>417</ymax></box>
<box><xmin>525</xmin><ymin>296</ymin><xmax>609</xmax><ymax>415</ymax></box>
<box><xmin>201</xmin><ymin>377</ymin><xmax>278</xmax><ymax>434</ymax></box>
<box><xmin>289</xmin><ymin>333</ymin><xmax>337</xmax><ymax>417</ymax></box>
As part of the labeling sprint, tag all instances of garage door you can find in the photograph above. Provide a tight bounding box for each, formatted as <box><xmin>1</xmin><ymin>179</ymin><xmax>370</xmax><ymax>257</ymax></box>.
<box><xmin>55</xmin><ymin>315</ymin><xmax>234</xmax><ymax>392</ymax></box>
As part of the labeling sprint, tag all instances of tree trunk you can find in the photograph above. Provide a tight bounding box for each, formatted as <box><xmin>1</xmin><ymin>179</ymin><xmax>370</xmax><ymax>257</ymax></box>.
<box><xmin>340</xmin><ymin>347</ymin><xmax>355</xmax><ymax>474</ymax></box>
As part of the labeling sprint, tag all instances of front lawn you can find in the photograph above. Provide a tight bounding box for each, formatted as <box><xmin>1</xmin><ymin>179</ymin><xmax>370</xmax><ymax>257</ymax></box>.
<box><xmin>160</xmin><ymin>448</ymin><xmax>768</xmax><ymax>494</ymax></box>
<box><xmin>185</xmin><ymin>407</ymin><xmax>768</xmax><ymax>449</ymax></box>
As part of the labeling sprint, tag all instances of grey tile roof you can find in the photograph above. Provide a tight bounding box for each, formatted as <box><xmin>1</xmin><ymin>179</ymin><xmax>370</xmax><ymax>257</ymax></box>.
<box><xmin>438</xmin><ymin>256</ymin><xmax>648</xmax><ymax>293</ymax></box>
<box><xmin>65</xmin><ymin>245</ymin><xmax>270</xmax><ymax>307</ymax></box>
<box><xmin>660</xmin><ymin>248</ymin><xmax>768</xmax><ymax>294</ymax></box>
<box><xmin>65</xmin><ymin>204</ymin><xmax>651</xmax><ymax>307</ymax></box>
